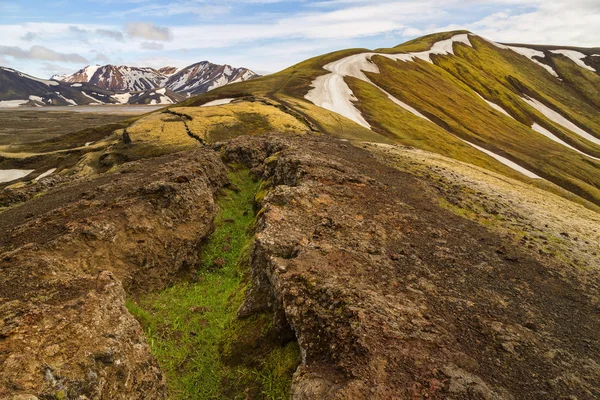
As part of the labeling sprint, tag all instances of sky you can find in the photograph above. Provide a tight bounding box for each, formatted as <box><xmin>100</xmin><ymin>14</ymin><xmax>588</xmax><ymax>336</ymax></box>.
<box><xmin>0</xmin><ymin>0</ymin><xmax>599</xmax><ymax>78</ymax></box>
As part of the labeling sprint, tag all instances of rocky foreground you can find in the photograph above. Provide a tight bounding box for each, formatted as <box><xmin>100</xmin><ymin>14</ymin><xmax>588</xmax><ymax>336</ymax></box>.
<box><xmin>1</xmin><ymin>134</ymin><xmax>599</xmax><ymax>399</ymax></box>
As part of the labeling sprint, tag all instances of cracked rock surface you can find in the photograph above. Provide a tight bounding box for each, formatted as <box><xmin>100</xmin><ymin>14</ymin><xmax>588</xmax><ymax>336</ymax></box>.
<box><xmin>223</xmin><ymin>135</ymin><xmax>600</xmax><ymax>400</ymax></box>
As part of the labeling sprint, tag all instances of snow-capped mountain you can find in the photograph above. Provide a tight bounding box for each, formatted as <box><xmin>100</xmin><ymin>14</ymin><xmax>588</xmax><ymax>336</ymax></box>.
<box><xmin>1</xmin><ymin>66</ymin><xmax>181</xmax><ymax>107</ymax></box>
<box><xmin>1</xmin><ymin>60</ymin><xmax>257</xmax><ymax>108</ymax></box>
<box><xmin>52</xmin><ymin>62</ymin><xmax>258</xmax><ymax>95</ymax></box>
<box><xmin>52</xmin><ymin>65</ymin><xmax>166</xmax><ymax>92</ymax></box>
<box><xmin>164</xmin><ymin>61</ymin><xmax>257</xmax><ymax>96</ymax></box>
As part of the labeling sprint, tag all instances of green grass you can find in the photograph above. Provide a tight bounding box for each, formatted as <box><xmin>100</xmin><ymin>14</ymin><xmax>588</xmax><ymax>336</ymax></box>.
<box><xmin>127</xmin><ymin>168</ymin><xmax>300</xmax><ymax>399</ymax></box>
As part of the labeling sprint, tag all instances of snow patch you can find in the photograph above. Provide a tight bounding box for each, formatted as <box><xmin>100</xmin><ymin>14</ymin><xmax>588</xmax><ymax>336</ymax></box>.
<box><xmin>459</xmin><ymin>139</ymin><xmax>542</xmax><ymax>179</ymax></box>
<box><xmin>550</xmin><ymin>50</ymin><xmax>596</xmax><ymax>72</ymax></box>
<box><xmin>386</xmin><ymin>33</ymin><xmax>473</xmax><ymax>64</ymax></box>
<box><xmin>0</xmin><ymin>99</ymin><xmax>28</xmax><ymax>108</ymax></box>
<box><xmin>201</xmin><ymin>98</ymin><xmax>235</xmax><ymax>107</ymax></box>
<box><xmin>531</xmin><ymin>123</ymin><xmax>600</xmax><ymax>161</ymax></box>
<box><xmin>486</xmin><ymin>41</ymin><xmax>559</xmax><ymax>77</ymax></box>
<box><xmin>474</xmin><ymin>93</ymin><xmax>513</xmax><ymax>118</ymax></box>
<box><xmin>71</xmin><ymin>83</ymin><xmax>83</xmax><ymax>87</ymax></box>
<box><xmin>81</xmin><ymin>92</ymin><xmax>103</xmax><ymax>104</ymax></box>
<box><xmin>34</xmin><ymin>168</ymin><xmax>57</xmax><ymax>181</ymax></box>
<box><xmin>522</xmin><ymin>96</ymin><xmax>600</xmax><ymax>146</ymax></box>
<box><xmin>56</xmin><ymin>93</ymin><xmax>77</xmax><ymax>106</ymax></box>
<box><xmin>112</xmin><ymin>93</ymin><xmax>132</xmax><ymax>104</ymax></box>
<box><xmin>155</xmin><ymin>88</ymin><xmax>167</xmax><ymax>95</ymax></box>
<box><xmin>29</xmin><ymin>95</ymin><xmax>43</xmax><ymax>103</ymax></box>
<box><xmin>0</xmin><ymin>169</ymin><xmax>34</xmax><ymax>183</ymax></box>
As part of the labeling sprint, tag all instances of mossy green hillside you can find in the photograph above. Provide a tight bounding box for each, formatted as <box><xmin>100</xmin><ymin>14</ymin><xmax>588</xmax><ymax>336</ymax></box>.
<box><xmin>127</xmin><ymin>168</ymin><xmax>300</xmax><ymax>399</ymax></box>
<box><xmin>179</xmin><ymin>32</ymin><xmax>599</xmax><ymax>206</ymax></box>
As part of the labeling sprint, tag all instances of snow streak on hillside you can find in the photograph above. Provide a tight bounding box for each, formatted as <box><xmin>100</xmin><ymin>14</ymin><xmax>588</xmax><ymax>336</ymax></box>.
<box><xmin>305</xmin><ymin>34</ymin><xmax>544</xmax><ymax>179</ymax></box>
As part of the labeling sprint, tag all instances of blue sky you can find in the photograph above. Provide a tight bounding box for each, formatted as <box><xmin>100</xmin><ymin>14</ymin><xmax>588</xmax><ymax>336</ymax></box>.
<box><xmin>1</xmin><ymin>0</ymin><xmax>599</xmax><ymax>78</ymax></box>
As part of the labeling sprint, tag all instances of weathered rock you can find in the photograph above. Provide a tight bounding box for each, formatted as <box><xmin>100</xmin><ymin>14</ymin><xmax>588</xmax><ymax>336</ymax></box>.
<box><xmin>224</xmin><ymin>135</ymin><xmax>600</xmax><ymax>399</ymax></box>
<box><xmin>0</xmin><ymin>149</ymin><xmax>228</xmax><ymax>399</ymax></box>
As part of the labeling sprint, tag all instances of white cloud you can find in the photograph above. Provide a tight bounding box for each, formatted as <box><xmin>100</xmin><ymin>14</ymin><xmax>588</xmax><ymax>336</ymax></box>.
<box><xmin>141</xmin><ymin>41</ymin><xmax>164</xmax><ymax>50</ymax></box>
<box><xmin>126</xmin><ymin>22</ymin><xmax>172</xmax><ymax>41</ymax></box>
<box><xmin>0</xmin><ymin>45</ymin><xmax>88</xmax><ymax>63</ymax></box>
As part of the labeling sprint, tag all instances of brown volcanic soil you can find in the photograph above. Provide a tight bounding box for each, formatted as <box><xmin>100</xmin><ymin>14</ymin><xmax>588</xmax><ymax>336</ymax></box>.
<box><xmin>222</xmin><ymin>135</ymin><xmax>600</xmax><ymax>399</ymax></box>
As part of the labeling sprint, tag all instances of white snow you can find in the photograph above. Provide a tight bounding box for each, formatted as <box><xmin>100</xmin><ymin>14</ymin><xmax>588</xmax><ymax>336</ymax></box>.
<box><xmin>155</xmin><ymin>88</ymin><xmax>167</xmax><ymax>95</ymax></box>
<box><xmin>459</xmin><ymin>139</ymin><xmax>541</xmax><ymax>179</ymax></box>
<box><xmin>112</xmin><ymin>93</ymin><xmax>132</xmax><ymax>104</ymax></box>
<box><xmin>508</xmin><ymin>46</ymin><xmax>559</xmax><ymax>77</ymax></box>
<box><xmin>0</xmin><ymin>99</ymin><xmax>28</xmax><ymax>108</ymax></box>
<box><xmin>0</xmin><ymin>169</ymin><xmax>34</xmax><ymax>183</ymax></box>
<box><xmin>305</xmin><ymin>34</ymin><xmax>474</xmax><ymax>128</ymax></box>
<box><xmin>474</xmin><ymin>93</ymin><xmax>513</xmax><ymax>118</ymax></box>
<box><xmin>34</xmin><ymin>168</ymin><xmax>57</xmax><ymax>181</ymax></box>
<box><xmin>531</xmin><ymin>123</ymin><xmax>600</xmax><ymax>161</ymax></box>
<box><xmin>159</xmin><ymin>96</ymin><xmax>173</xmax><ymax>104</ymax></box>
<box><xmin>81</xmin><ymin>92</ymin><xmax>103</xmax><ymax>104</ymax></box>
<box><xmin>486</xmin><ymin>41</ymin><xmax>559</xmax><ymax>78</ymax></box>
<box><xmin>307</xmin><ymin>72</ymin><xmax>371</xmax><ymax>128</ymax></box>
<box><xmin>71</xmin><ymin>83</ymin><xmax>83</xmax><ymax>87</ymax></box>
<box><xmin>386</xmin><ymin>33</ymin><xmax>473</xmax><ymax>64</ymax></box>
<box><xmin>149</xmin><ymin>99</ymin><xmax>157</xmax><ymax>105</ymax></box>
<box><xmin>522</xmin><ymin>96</ymin><xmax>600</xmax><ymax>146</ymax></box>
<box><xmin>56</xmin><ymin>93</ymin><xmax>77</xmax><ymax>106</ymax></box>
<box><xmin>550</xmin><ymin>50</ymin><xmax>596</xmax><ymax>72</ymax></box>
<box><xmin>383</xmin><ymin>89</ymin><xmax>431</xmax><ymax>120</ymax></box>
<box><xmin>29</xmin><ymin>95</ymin><xmax>43</xmax><ymax>103</ymax></box>
<box><xmin>201</xmin><ymin>98</ymin><xmax>235</xmax><ymax>107</ymax></box>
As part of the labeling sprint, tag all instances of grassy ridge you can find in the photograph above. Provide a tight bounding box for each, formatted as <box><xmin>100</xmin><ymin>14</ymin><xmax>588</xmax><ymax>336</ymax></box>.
<box><xmin>127</xmin><ymin>168</ymin><xmax>299</xmax><ymax>399</ymax></box>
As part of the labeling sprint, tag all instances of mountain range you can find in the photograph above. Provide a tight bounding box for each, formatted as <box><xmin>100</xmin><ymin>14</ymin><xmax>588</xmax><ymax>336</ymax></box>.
<box><xmin>1</xmin><ymin>30</ymin><xmax>600</xmax><ymax>400</ymax></box>
<box><xmin>0</xmin><ymin>61</ymin><xmax>258</xmax><ymax>107</ymax></box>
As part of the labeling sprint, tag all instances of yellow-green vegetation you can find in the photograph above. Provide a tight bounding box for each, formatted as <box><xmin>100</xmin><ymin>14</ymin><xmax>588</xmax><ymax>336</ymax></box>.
<box><xmin>175</xmin><ymin>51</ymin><xmax>390</xmax><ymax>143</ymax></box>
<box><xmin>127</xmin><ymin>168</ymin><xmax>300</xmax><ymax>399</ymax></box>
<box><xmin>126</xmin><ymin>111</ymin><xmax>200</xmax><ymax>150</ymax></box>
<box><xmin>174</xmin><ymin>101</ymin><xmax>312</xmax><ymax>142</ymax></box>
<box><xmin>359</xmin><ymin>52</ymin><xmax>600</xmax><ymax>205</ymax></box>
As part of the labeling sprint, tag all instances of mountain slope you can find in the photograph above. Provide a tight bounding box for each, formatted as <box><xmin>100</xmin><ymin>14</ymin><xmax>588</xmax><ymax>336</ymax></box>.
<box><xmin>54</xmin><ymin>65</ymin><xmax>165</xmax><ymax>91</ymax></box>
<box><xmin>182</xmin><ymin>30</ymin><xmax>600</xmax><ymax>207</ymax></box>
<box><xmin>165</xmin><ymin>61</ymin><xmax>257</xmax><ymax>96</ymax></box>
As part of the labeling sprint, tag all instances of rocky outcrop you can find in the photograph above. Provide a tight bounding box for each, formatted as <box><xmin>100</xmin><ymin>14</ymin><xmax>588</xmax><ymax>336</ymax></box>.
<box><xmin>221</xmin><ymin>135</ymin><xmax>600</xmax><ymax>399</ymax></box>
<box><xmin>0</xmin><ymin>149</ymin><xmax>228</xmax><ymax>399</ymax></box>
<box><xmin>2</xmin><ymin>133</ymin><xmax>599</xmax><ymax>399</ymax></box>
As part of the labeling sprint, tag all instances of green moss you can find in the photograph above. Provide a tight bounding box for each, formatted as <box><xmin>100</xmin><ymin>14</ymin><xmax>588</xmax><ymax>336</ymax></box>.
<box><xmin>127</xmin><ymin>168</ymin><xmax>300</xmax><ymax>399</ymax></box>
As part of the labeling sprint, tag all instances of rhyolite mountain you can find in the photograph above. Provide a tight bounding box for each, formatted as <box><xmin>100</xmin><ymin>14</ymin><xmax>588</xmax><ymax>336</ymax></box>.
<box><xmin>51</xmin><ymin>61</ymin><xmax>258</xmax><ymax>95</ymax></box>
<box><xmin>0</xmin><ymin>61</ymin><xmax>258</xmax><ymax>106</ymax></box>
<box><xmin>1</xmin><ymin>30</ymin><xmax>599</xmax><ymax>400</ymax></box>
<box><xmin>0</xmin><ymin>66</ymin><xmax>183</xmax><ymax>106</ymax></box>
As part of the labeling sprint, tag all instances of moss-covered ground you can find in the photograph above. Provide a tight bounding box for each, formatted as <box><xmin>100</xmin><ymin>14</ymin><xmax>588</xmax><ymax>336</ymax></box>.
<box><xmin>127</xmin><ymin>167</ymin><xmax>300</xmax><ymax>399</ymax></box>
